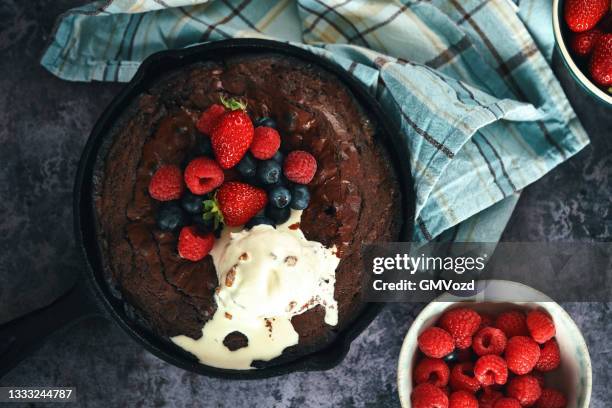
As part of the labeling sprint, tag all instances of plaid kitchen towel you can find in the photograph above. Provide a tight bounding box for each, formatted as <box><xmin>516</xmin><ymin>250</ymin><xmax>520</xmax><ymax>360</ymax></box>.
<box><xmin>41</xmin><ymin>0</ymin><xmax>589</xmax><ymax>243</ymax></box>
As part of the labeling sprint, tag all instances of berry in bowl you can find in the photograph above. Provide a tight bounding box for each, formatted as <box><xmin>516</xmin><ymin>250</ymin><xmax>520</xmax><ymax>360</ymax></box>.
<box><xmin>553</xmin><ymin>0</ymin><xmax>612</xmax><ymax>105</ymax></box>
<box><xmin>397</xmin><ymin>281</ymin><xmax>592</xmax><ymax>408</ymax></box>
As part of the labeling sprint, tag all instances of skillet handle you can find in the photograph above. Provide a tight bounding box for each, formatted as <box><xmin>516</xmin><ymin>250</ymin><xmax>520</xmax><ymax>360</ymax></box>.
<box><xmin>0</xmin><ymin>278</ymin><xmax>100</xmax><ymax>378</ymax></box>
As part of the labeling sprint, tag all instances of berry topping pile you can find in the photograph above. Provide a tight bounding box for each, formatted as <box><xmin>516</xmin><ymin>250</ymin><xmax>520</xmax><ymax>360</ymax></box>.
<box><xmin>411</xmin><ymin>307</ymin><xmax>566</xmax><ymax>408</ymax></box>
<box><xmin>147</xmin><ymin>96</ymin><xmax>318</xmax><ymax>262</ymax></box>
<box><xmin>564</xmin><ymin>0</ymin><xmax>612</xmax><ymax>90</ymax></box>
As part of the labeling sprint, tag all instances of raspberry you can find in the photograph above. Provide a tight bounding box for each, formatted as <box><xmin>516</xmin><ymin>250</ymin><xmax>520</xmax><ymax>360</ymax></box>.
<box><xmin>507</xmin><ymin>375</ymin><xmax>542</xmax><ymax>407</ymax></box>
<box><xmin>505</xmin><ymin>336</ymin><xmax>540</xmax><ymax>375</ymax></box>
<box><xmin>184</xmin><ymin>157</ymin><xmax>224</xmax><ymax>195</ymax></box>
<box><xmin>535</xmin><ymin>339</ymin><xmax>560</xmax><ymax>372</ymax></box>
<box><xmin>535</xmin><ymin>389</ymin><xmax>567</xmax><ymax>408</ymax></box>
<box><xmin>473</xmin><ymin>327</ymin><xmax>507</xmax><ymax>356</ymax></box>
<box><xmin>411</xmin><ymin>383</ymin><xmax>449</xmax><ymax>408</ymax></box>
<box><xmin>449</xmin><ymin>362</ymin><xmax>481</xmax><ymax>394</ymax></box>
<box><xmin>495</xmin><ymin>310</ymin><xmax>529</xmax><ymax>338</ymax></box>
<box><xmin>493</xmin><ymin>398</ymin><xmax>522</xmax><ymax>408</ymax></box>
<box><xmin>531</xmin><ymin>370</ymin><xmax>545</xmax><ymax>389</ymax></box>
<box><xmin>474</xmin><ymin>355</ymin><xmax>508</xmax><ymax>386</ymax></box>
<box><xmin>439</xmin><ymin>308</ymin><xmax>482</xmax><ymax>350</ymax></box>
<box><xmin>449</xmin><ymin>390</ymin><xmax>478</xmax><ymax>408</ymax></box>
<box><xmin>414</xmin><ymin>357</ymin><xmax>450</xmax><ymax>387</ymax></box>
<box><xmin>480</xmin><ymin>387</ymin><xmax>504</xmax><ymax>408</ymax></box>
<box><xmin>418</xmin><ymin>327</ymin><xmax>455</xmax><ymax>358</ymax></box>
<box><xmin>148</xmin><ymin>165</ymin><xmax>184</xmax><ymax>201</ymax></box>
<box><xmin>196</xmin><ymin>104</ymin><xmax>225</xmax><ymax>135</ymax></box>
<box><xmin>250</xmin><ymin>126</ymin><xmax>281</xmax><ymax>159</ymax></box>
<box><xmin>526</xmin><ymin>310</ymin><xmax>556</xmax><ymax>344</ymax></box>
<box><xmin>177</xmin><ymin>226</ymin><xmax>215</xmax><ymax>261</ymax></box>
<box><xmin>283</xmin><ymin>150</ymin><xmax>317</xmax><ymax>184</ymax></box>
<box><xmin>480</xmin><ymin>313</ymin><xmax>495</xmax><ymax>329</ymax></box>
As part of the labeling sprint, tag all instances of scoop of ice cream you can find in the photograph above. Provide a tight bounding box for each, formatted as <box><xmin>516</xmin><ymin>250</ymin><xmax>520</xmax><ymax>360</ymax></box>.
<box><xmin>172</xmin><ymin>210</ymin><xmax>340</xmax><ymax>369</ymax></box>
<box><xmin>211</xmin><ymin>216</ymin><xmax>338</xmax><ymax>325</ymax></box>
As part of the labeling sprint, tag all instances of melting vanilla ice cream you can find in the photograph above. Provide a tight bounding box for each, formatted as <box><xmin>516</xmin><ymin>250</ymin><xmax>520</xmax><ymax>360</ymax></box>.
<box><xmin>171</xmin><ymin>211</ymin><xmax>340</xmax><ymax>369</ymax></box>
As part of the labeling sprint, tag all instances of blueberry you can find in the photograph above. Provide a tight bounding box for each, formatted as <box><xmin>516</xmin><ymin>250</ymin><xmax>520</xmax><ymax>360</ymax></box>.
<box><xmin>254</xmin><ymin>117</ymin><xmax>277</xmax><ymax>129</ymax></box>
<box><xmin>156</xmin><ymin>202</ymin><xmax>187</xmax><ymax>231</ymax></box>
<box><xmin>194</xmin><ymin>137</ymin><xmax>214</xmax><ymax>157</ymax></box>
<box><xmin>271</xmin><ymin>150</ymin><xmax>285</xmax><ymax>165</ymax></box>
<box><xmin>245</xmin><ymin>215</ymin><xmax>275</xmax><ymax>229</ymax></box>
<box><xmin>265</xmin><ymin>205</ymin><xmax>291</xmax><ymax>225</ymax></box>
<box><xmin>256</xmin><ymin>160</ymin><xmax>282</xmax><ymax>185</ymax></box>
<box><xmin>191</xmin><ymin>213</ymin><xmax>215</xmax><ymax>233</ymax></box>
<box><xmin>181</xmin><ymin>191</ymin><xmax>205</xmax><ymax>214</ymax></box>
<box><xmin>290</xmin><ymin>185</ymin><xmax>310</xmax><ymax>210</ymax></box>
<box><xmin>268</xmin><ymin>186</ymin><xmax>292</xmax><ymax>209</ymax></box>
<box><xmin>236</xmin><ymin>152</ymin><xmax>257</xmax><ymax>178</ymax></box>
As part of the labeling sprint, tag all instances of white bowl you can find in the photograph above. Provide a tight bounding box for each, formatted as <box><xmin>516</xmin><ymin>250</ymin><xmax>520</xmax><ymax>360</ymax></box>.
<box><xmin>552</xmin><ymin>0</ymin><xmax>612</xmax><ymax>105</ymax></box>
<box><xmin>397</xmin><ymin>280</ymin><xmax>592</xmax><ymax>408</ymax></box>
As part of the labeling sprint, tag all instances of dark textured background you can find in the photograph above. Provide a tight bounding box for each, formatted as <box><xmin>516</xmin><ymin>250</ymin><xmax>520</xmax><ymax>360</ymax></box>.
<box><xmin>0</xmin><ymin>0</ymin><xmax>610</xmax><ymax>407</ymax></box>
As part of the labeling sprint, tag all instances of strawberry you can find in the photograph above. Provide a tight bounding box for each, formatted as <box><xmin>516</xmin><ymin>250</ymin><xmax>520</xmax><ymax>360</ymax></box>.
<box><xmin>569</xmin><ymin>28</ymin><xmax>602</xmax><ymax>57</ymax></box>
<box><xmin>184</xmin><ymin>157</ymin><xmax>224</xmax><ymax>195</ymax></box>
<box><xmin>148</xmin><ymin>165</ymin><xmax>184</xmax><ymax>201</ymax></box>
<box><xmin>196</xmin><ymin>104</ymin><xmax>226</xmax><ymax>135</ymax></box>
<box><xmin>210</xmin><ymin>97</ymin><xmax>254</xmax><ymax>169</ymax></box>
<box><xmin>251</xmin><ymin>126</ymin><xmax>281</xmax><ymax>159</ymax></box>
<box><xmin>564</xmin><ymin>0</ymin><xmax>609</xmax><ymax>32</ymax></box>
<box><xmin>215</xmin><ymin>181</ymin><xmax>267</xmax><ymax>226</ymax></box>
<box><xmin>178</xmin><ymin>226</ymin><xmax>215</xmax><ymax>261</ymax></box>
<box><xmin>590</xmin><ymin>33</ymin><xmax>612</xmax><ymax>86</ymax></box>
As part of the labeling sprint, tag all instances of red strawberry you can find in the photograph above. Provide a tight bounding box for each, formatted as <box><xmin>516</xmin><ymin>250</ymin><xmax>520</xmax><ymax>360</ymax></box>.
<box><xmin>526</xmin><ymin>310</ymin><xmax>556</xmax><ymax>344</ymax></box>
<box><xmin>178</xmin><ymin>226</ymin><xmax>215</xmax><ymax>261</ymax></box>
<box><xmin>590</xmin><ymin>33</ymin><xmax>612</xmax><ymax>86</ymax></box>
<box><xmin>184</xmin><ymin>157</ymin><xmax>224</xmax><ymax>195</ymax></box>
<box><xmin>564</xmin><ymin>0</ymin><xmax>609</xmax><ymax>32</ymax></box>
<box><xmin>411</xmin><ymin>383</ymin><xmax>449</xmax><ymax>408</ymax></box>
<box><xmin>148</xmin><ymin>165</ymin><xmax>184</xmax><ymax>201</ymax></box>
<box><xmin>570</xmin><ymin>28</ymin><xmax>602</xmax><ymax>57</ymax></box>
<box><xmin>211</xmin><ymin>98</ymin><xmax>254</xmax><ymax>169</ymax></box>
<box><xmin>449</xmin><ymin>390</ymin><xmax>478</xmax><ymax>408</ymax></box>
<box><xmin>216</xmin><ymin>182</ymin><xmax>267</xmax><ymax>226</ymax></box>
<box><xmin>196</xmin><ymin>104</ymin><xmax>226</xmax><ymax>135</ymax></box>
<box><xmin>251</xmin><ymin>126</ymin><xmax>281</xmax><ymax>159</ymax></box>
<box><xmin>283</xmin><ymin>150</ymin><xmax>318</xmax><ymax>184</ymax></box>
<box><xmin>507</xmin><ymin>375</ymin><xmax>542</xmax><ymax>407</ymax></box>
<box><xmin>535</xmin><ymin>388</ymin><xmax>567</xmax><ymax>408</ymax></box>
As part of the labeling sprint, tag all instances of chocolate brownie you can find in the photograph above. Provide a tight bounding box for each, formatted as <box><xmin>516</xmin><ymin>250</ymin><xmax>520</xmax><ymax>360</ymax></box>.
<box><xmin>93</xmin><ymin>53</ymin><xmax>401</xmax><ymax>367</ymax></box>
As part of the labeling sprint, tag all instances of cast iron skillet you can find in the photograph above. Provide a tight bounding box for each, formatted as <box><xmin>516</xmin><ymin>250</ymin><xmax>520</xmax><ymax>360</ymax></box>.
<box><xmin>0</xmin><ymin>38</ymin><xmax>414</xmax><ymax>379</ymax></box>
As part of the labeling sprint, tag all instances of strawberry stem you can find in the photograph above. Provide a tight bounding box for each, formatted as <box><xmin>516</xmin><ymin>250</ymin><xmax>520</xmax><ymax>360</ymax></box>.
<box><xmin>203</xmin><ymin>197</ymin><xmax>224</xmax><ymax>229</ymax></box>
<box><xmin>220</xmin><ymin>95</ymin><xmax>247</xmax><ymax>111</ymax></box>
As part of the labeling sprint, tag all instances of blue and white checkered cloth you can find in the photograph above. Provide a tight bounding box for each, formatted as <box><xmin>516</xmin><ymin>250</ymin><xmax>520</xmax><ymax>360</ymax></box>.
<box><xmin>41</xmin><ymin>0</ymin><xmax>589</xmax><ymax>242</ymax></box>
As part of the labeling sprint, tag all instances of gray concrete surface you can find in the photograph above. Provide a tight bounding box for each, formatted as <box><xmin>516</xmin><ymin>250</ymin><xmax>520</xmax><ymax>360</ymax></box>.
<box><xmin>0</xmin><ymin>0</ymin><xmax>610</xmax><ymax>406</ymax></box>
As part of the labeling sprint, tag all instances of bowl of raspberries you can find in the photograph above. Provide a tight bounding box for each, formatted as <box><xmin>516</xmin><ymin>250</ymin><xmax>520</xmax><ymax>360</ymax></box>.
<box><xmin>553</xmin><ymin>0</ymin><xmax>612</xmax><ymax>105</ymax></box>
<box><xmin>398</xmin><ymin>281</ymin><xmax>592</xmax><ymax>408</ymax></box>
